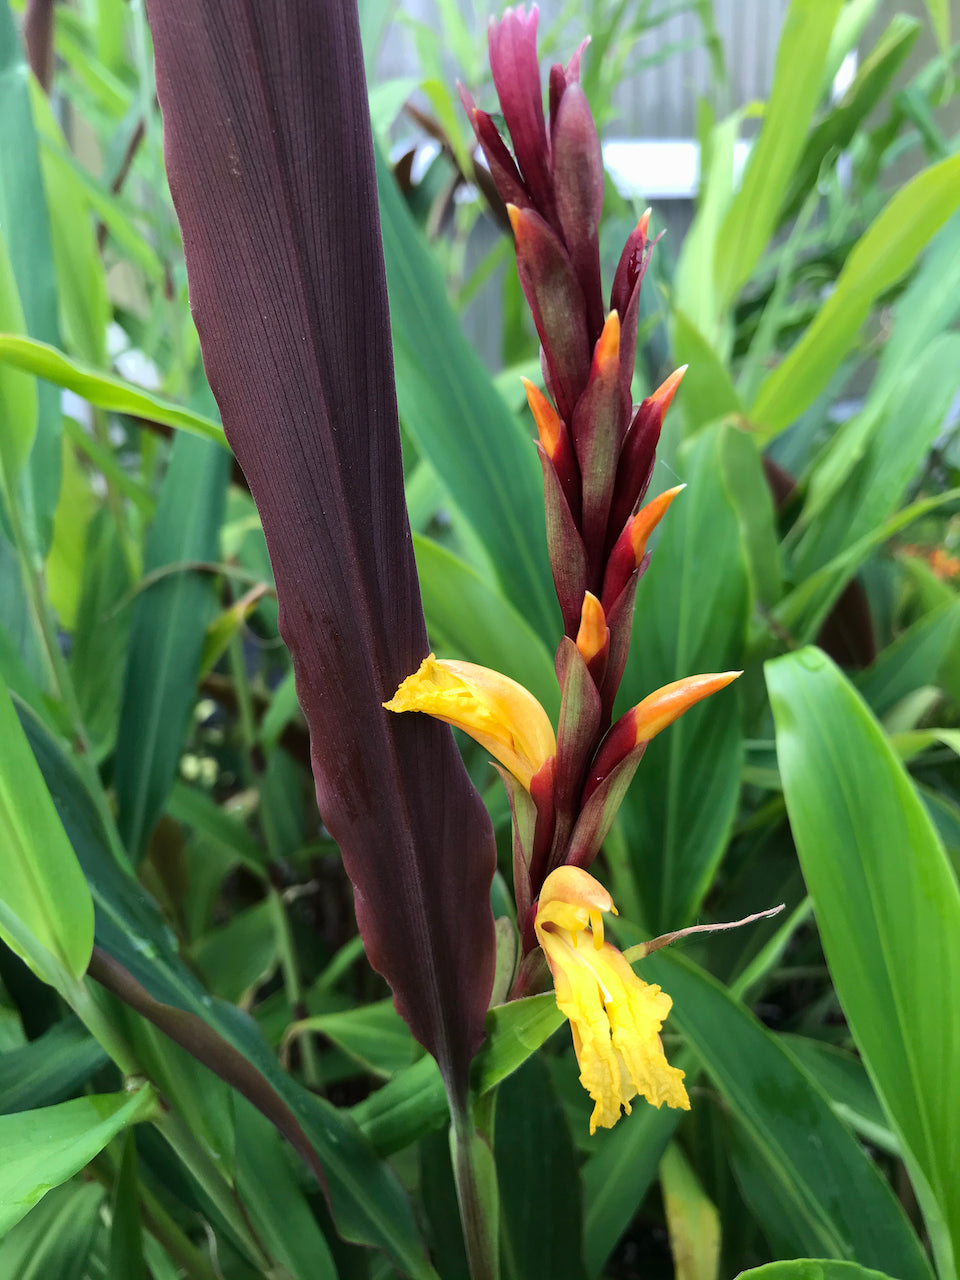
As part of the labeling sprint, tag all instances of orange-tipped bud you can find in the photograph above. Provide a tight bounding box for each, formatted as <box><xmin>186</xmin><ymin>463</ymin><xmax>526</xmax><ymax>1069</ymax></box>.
<box><xmin>636</xmin><ymin>207</ymin><xmax>651</xmax><ymax>240</ymax></box>
<box><xmin>601</xmin><ymin>485</ymin><xmax>685</xmax><ymax>612</ymax></box>
<box><xmin>587</xmin><ymin>671</ymin><xmax>741</xmax><ymax>797</ymax></box>
<box><xmin>594</xmin><ymin>310</ymin><xmax>620</xmax><ymax>374</ymax></box>
<box><xmin>650</xmin><ymin>365</ymin><xmax>687</xmax><ymax>416</ymax></box>
<box><xmin>576</xmin><ymin>592</ymin><xmax>607</xmax><ymax>664</ymax></box>
<box><xmin>632</xmin><ymin>671</ymin><xmax>741</xmax><ymax>742</ymax></box>
<box><xmin>629</xmin><ymin>485</ymin><xmax>685</xmax><ymax>563</ymax></box>
<box><xmin>522</xmin><ymin>377</ymin><xmax>562</xmax><ymax>458</ymax></box>
<box><xmin>506</xmin><ymin>203</ymin><xmax>522</xmax><ymax>239</ymax></box>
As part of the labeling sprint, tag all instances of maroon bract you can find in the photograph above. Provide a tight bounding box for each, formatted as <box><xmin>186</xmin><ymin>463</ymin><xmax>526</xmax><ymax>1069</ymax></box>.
<box><xmin>146</xmin><ymin>0</ymin><xmax>497</xmax><ymax>1100</ymax></box>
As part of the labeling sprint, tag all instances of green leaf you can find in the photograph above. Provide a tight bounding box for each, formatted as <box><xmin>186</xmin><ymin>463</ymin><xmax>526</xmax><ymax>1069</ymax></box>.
<box><xmin>0</xmin><ymin>682</ymin><xmax>94</xmax><ymax>990</ymax></box>
<box><xmin>0</xmin><ymin>1182</ymin><xmax>104</xmax><ymax>1280</ymax></box>
<box><xmin>235</xmin><ymin>1101</ymin><xmax>337</xmax><ymax>1280</ymax></box>
<box><xmin>719</xmin><ymin>425</ymin><xmax>782</xmax><ymax>611</ymax></box>
<box><xmin>29</xmin><ymin>84</ymin><xmax>109</xmax><ymax>366</ymax></box>
<box><xmin>0</xmin><ymin>232</ymin><xmax>39</xmax><ymax>503</ymax></box>
<box><xmin>114</xmin><ymin>433</ymin><xmax>230</xmax><ymax>859</ymax></box>
<box><xmin>673</xmin><ymin>105</ymin><xmax>745</xmax><ymax>345</ymax></box>
<box><xmin>108</xmin><ymin>1131</ymin><xmax>148</xmax><ymax>1280</ymax></box>
<box><xmin>496</xmin><ymin>1056</ymin><xmax>587</xmax><ymax>1280</ymax></box>
<box><xmin>638</xmin><ymin>948</ymin><xmax>933</xmax><ymax>1280</ymax></box>
<box><xmin>0</xmin><ymin>0</ymin><xmax>62</xmax><ymax>552</ymax></box>
<box><xmin>671</xmin><ymin>308</ymin><xmax>743</xmax><ymax>437</ymax></box>
<box><xmin>792</xmin><ymin>333</ymin><xmax>960</xmax><ymax>576</ymax></box>
<box><xmin>774</xmin><ymin>488</ymin><xmax>960</xmax><ymax>645</ymax></box>
<box><xmin>18</xmin><ymin>707</ymin><xmax>438</xmax><ymax>1279</ymax></box>
<box><xmin>191</xmin><ymin>900</ymin><xmax>277</xmax><ymax>1004</ymax></box>
<box><xmin>0</xmin><ymin>1085</ymin><xmax>157</xmax><ymax>1236</ymax></box>
<box><xmin>581</xmin><ymin>1092</ymin><xmax>682</xmax><ymax>1279</ymax></box>
<box><xmin>0</xmin><ymin>1019</ymin><xmax>107</xmax><ymax>1115</ymax></box>
<box><xmin>68</xmin><ymin>510</ymin><xmax>132</xmax><ymax>762</ymax></box>
<box><xmin>352</xmin><ymin>994</ymin><xmax>566</xmax><ymax>1156</ymax></box>
<box><xmin>736</xmin><ymin>1264</ymin><xmax>902</xmax><ymax>1280</ymax></box>
<box><xmin>923</xmin><ymin>0</ymin><xmax>950</xmax><ymax>52</ymax></box>
<box><xmin>715</xmin><ymin>0</ymin><xmax>844</xmax><ymax>308</ymax></box>
<box><xmin>167</xmin><ymin>780</ymin><xmax>267</xmax><ymax>874</ymax></box>
<box><xmin>287</xmin><ymin>1000</ymin><xmax>417</xmax><ymax>1080</ymax></box>
<box><xmin>620</xmin><ymin>425</ymin><xmax>750</xmax><ymax>930</ymax></box>
<box><xmin>414</xmin><ymin>534</ymin><xmax>559</xmax><ymax>719</ymax></box>
<box><xmin>855</xmin><ymin>600</ymin><xmax>960</xmax><ymax>717</ymax></box>
<box><xmin>780</xmin><ymin>1036</ymin><xmax>897</xmax><ymax>1155</ymax></box>
<box><xmin>0</xmin><ymin>336</ymin><xmax>227</xmax><ymax>446</ymax></box>
<box><xmin>780</xmin><ymin>16</ymin><xmax>921</xmax><ymax>223</ymax></box>
<box><xmin>659</xmin><ymin>1142</ymin><xmax>721</xmax><ymax>1280</ymax></box>
<box><xmin>752</xmin><ymin>152</ymin><xmax>960</xmax><ymax>438</ymax></box>
<box><xmin>767</xmin><ymin>648</ymin><xmax>960</xmax><ymax>1277</ymax></box>
<box><xmin>376</xmin><ymin>146</ymin><xmax>558</xmax><ymax>647</ymax></box>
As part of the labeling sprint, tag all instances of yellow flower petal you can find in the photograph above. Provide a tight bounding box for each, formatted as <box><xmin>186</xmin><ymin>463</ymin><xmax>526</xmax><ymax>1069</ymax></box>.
<box><xmin>384</xmin><ymin>654</ymin><xmax>556</xmax><ymax>790</ymax></box>
<box><xmin>536</xmin><ymin>868</ymin><xmax>689</xmax><ymax>1132</ymax></box>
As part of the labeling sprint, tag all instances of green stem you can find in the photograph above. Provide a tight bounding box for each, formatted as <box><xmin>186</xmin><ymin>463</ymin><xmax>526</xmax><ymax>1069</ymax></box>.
<box><xmin>450</xmin><ymin>1098</ymin><xmax>500</xmax><ymax>1280</ymax></box>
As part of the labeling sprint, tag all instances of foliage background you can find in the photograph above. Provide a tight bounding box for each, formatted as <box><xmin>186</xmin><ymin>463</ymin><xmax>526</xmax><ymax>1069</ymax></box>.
<box><xmin>0</xmin><ymin>0</ymin><xmax>958</xmax><ymax>1278</ymax></box>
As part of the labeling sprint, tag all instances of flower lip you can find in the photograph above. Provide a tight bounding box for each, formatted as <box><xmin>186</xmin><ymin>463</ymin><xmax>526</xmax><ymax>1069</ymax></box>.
<box><xmin>384</xmin><ymin>654</ymin><xmax>557</xmax><ymax>790</ymax></box>
<box><xmin>534</xmin><ymin>865</ymin><xmax>689</xmax><ymax>1131</ymax></box>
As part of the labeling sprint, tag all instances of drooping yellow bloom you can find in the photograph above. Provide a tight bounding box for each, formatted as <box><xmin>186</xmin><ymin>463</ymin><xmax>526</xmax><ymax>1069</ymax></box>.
<box><xmin>384</xmin><ymin>654</ymin><xmax>556</xmax><ymax>790</ymax></box>
<box><xmin>536</xmin><ymin>866</ymin><xmax>689</xmax><ymax>1133</ymax></box>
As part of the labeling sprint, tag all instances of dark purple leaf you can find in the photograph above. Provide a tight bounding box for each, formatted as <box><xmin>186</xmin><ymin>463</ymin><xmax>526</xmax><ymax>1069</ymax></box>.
<box><xmin>146</xmin><ymin>0</ymin><xmax>496</xmax><ymax>1098</ymax></box>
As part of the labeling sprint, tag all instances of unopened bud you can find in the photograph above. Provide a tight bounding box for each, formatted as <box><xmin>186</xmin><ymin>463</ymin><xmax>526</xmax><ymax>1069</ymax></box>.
<box><xmin>651</xmin><ymin>365</ymin><xmax>687</xmax><ymax>415</ymax></box>
<box><xmin>629</xmin><ymin>485</ymin><xmax>685</xmax><ymax>562</ymax></box>
<box><xmin>576</xmin><ymin>592</ymin><xmax>607</xmax><ymax>664</ymax></box>
<box><xmin>585</xmin><ymin>671</ymin><xmax>741</xmax><ymax>800</ymax></box>
<box><xmin>523</xmin><ymin>377</ymin><xmax>561</xmax><ymax>458</ymax></box>
<box><xmin>593</xmin><ymin>310</ymin><xmax>620</xmax><ymax>374</ymax></box>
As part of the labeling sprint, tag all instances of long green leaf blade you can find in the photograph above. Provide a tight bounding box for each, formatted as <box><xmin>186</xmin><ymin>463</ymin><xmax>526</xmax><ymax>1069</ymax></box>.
<box><xmin>0</xmin><ymin>1086</ymin><xmax>157</xmax><ymax>1236</ymax></box>
<box><xmin>752</xmin><ymin>152</ymin><xmax>960</xmax><ymax>438</ymax></box>
<box><xmin>0</xmin><ymin>336</ymin><xmax>227</xmax><ymax>445</ymax></box>
<box><xmin>0</xmin><ymin>682</ymin><xmax>94</xmax><ymax>989</ymax></box>
<box><xmin>767</xmin><ymin>648</ymin><xmax>960</xmax><ymax>1277</ymax></box>
<box><xmin>639</xmin><ymin>949</ymin><xmax>933</xmax><ymax>1280</ymax></box>
<box><xmin>714</xmin><ymin>0</ymin><xmax>843</xmax><ymax>308</ymax></box>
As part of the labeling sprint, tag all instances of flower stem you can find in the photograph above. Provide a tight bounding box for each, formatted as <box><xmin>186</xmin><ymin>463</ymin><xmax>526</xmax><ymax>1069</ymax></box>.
<box><xmin>450</xmin><ymin>1099</ymin><xmax>500</xmax><ymax>1280</ymax></box>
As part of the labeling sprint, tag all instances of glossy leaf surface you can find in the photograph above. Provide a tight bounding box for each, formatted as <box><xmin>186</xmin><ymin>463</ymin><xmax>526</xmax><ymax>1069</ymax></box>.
<box><xmin>768</xmin><ymin>648</ymin><xmax>960</xmax><ymax>1276</ymax></box>
<box><xmin>0</xmin><ymin>1086</ymin><xmax>157</xmax><ymax>1236</ymax></box>
<box><xmin>0</xmin><ymin>685</ymin><xmax>94</xmax><ymax>990</ymax></box>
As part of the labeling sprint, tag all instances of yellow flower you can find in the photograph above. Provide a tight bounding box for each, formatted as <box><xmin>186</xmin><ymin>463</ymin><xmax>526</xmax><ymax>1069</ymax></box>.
<box><xmin>535</xmin><ymin>866</ymin><xmax>689</xmax><ymax>1133</ymax></box>
<box><xmin>384</xmin><ymin>654</ymin><xmax>556</xmax><ymax>790</ymax></box>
